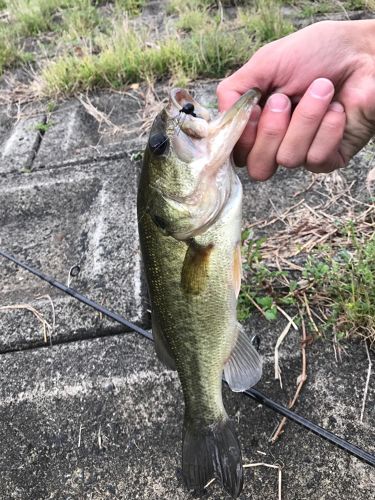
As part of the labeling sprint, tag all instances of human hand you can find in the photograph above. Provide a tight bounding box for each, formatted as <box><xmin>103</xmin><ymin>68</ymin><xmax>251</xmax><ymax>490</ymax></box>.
<box><xmin>217</xmin><ymin>20</ymin><xmax>375</xmax><ymax>180</ymax></box>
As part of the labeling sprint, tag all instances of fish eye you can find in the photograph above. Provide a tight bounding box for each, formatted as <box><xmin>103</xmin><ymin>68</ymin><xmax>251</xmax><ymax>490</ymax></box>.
<box><xmin>149</xmin><ymin>132</ymin><xmax>169</xmax><ymax>156</ymax></box>
<box><xmin>152</xmin><ymin>214</ymin><xmax>168</xmax><ymax>230</ymax></box>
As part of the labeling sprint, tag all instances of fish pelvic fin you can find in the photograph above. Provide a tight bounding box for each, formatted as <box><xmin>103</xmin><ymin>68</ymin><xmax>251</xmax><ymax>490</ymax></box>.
<box><xmin>181</xmin><ymin>240</ymin><xmax>214</xmax><ymax>295</ymax></box>
<box><xmin>224</xmin><ymin>323</ymin><xmax>263</xmax><ymax>392</ymax></box>
<box><xmin>182</xmin><ymin>417</ymin><xmax>243</xmax><ymax>498</ymax></box>
<box><xmin>152</xmin><ymin>314</ymin><xmax>176</xmax><ymax>370</ymax></box>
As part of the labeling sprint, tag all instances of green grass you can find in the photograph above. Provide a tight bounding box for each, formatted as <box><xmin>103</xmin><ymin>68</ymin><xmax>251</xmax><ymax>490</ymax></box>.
<box><xmin>297</xmin><ymin>1</ymin><xmax>335</xmax><ymax>17</ymax></box>
<box><xmin>61</xmin><ymin>0</ymin><xmax>101</xmax><ymax>38</ymax></box>
<box><xmin>0</xmin><ymin>0</ymin><xmax>74</xmax><ymax>72</ymax></box>
<box><xmin>34</xmin><ymin>120</ymin><xmax>53</xmax><ymax>132</ymax></box>
<box><xmin>239</xmin><ymin>0</ymin><xmax>295</xmax><ymax>43</ymax></box>
<box><xmin>0</xmin><ymin>0</ymin><xmax>146</xmax><ymax>74</ymax></box>
<box><xmin>38</xmin><ymin>9</ymin><xmax>256</xmax><ymax>96</ymax></box>
<box><xmin>7</xmin><ymin>0</ymin><xmax>73</xmax><ymax>36</ymax></box>
<box><xmin>291</xmin><ymin>0</ymin><xmax>375</xmax><ymax>17</ymax></box>
<box><xmin>0</xmin><ymin>0</ymin><xmax>299</xmax><ymax>94</ymax></box>
<box><xmin>239</xmin><ymin>224</ymin><xmax>375</xmax><ymax>344</ymax></box>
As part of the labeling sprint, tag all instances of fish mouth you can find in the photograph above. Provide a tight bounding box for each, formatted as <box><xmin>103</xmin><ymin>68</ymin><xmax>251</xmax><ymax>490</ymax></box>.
<box><xmin>205</xmin><ymin>88</ymin><xmax>261</xmax><ymax>170</ymax></box>
<box><xmin>168</xmin><ymin>87</ymin><xmax>261</xmax><ymax>171</ymax></box>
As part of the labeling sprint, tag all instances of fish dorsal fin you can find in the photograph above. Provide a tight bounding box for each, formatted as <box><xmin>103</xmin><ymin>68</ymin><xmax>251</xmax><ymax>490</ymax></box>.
<box><xmin>224</xmin><ymin>324</ymin><xmax>262</xmax><ymax>392</ymax></box>
<box><xmin>152</xmin><ymin>314</ymin><xmax>176</xmax><ymax>370</ymax></box>
<box><xmin>181</xmin><ymin>240</ymin><xmax>214</xmax><ymax>295</ymax></box>
<box><xmin>233</xmin><ymin>243</ymin><xmax>242</xmax><ymax>298</ymax></box>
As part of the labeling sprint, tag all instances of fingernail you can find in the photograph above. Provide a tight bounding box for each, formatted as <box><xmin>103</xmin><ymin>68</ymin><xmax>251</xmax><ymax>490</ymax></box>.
<box><xmin>309</xmin><ymin>78</ymin><xmax>334</xmax><ymax>99</ymax></box>
<box><xmin>329</xmin><ymin>101</ymin><xmax>344</xmax><ymax>112</ymax></box>
<box><xmin>266</xmin><ymin>93</ymin><xmax>289</xmax><ymax>112</ymax></box>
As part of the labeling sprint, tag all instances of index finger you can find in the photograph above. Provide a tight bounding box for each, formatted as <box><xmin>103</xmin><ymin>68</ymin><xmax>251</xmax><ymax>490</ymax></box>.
<box><xmin>216</xmin><ymin>87</ymin><xmax>243</xmax><ymax>112</ymax></box>
<box><xmin>216</xmin><ymin>50</ymin><xmax>274</xmax><ymax>111</ymax></box>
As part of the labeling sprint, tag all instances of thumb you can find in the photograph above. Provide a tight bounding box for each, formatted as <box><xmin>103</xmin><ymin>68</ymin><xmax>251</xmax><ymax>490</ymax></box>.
<box><xmin>216</xmin><ymin>45</ymin><xmax>278</xmax><ymax>112</ymax></box>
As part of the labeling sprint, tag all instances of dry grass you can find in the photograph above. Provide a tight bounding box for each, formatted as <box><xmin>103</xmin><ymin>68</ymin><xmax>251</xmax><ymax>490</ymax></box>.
<box><xmin>240</xmin><ymin>169</ymin><xmax>375</xmax><ymax>345</ymax></box>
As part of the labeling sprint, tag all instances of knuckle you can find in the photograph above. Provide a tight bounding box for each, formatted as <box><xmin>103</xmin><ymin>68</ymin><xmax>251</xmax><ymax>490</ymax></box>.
<box><xmin>261</xmin><ymin>125</ymin><xmax>283</xmax><ymax>139</ymax></box>
<box><xmin>249</xmin><ymin>165</ymin><xmax>276</xmax><ymax>181</ymax></box>
<box><xmin>306</xmin><ymin>150</ymin><xmax>326</xmax><ymax>167</ymax></box>
<box><xmin>298</xmin><ymin>109</ymin><xmax>322</xmax><ymax>124</ymax></box>
<box><xmin>216</xmin><ymin>80</ymin><xmax>226</xmax><ymax>98</ymax></box>
<box><xmin>323</xmin><ymin>116</ymin><xmax>344</xmax><ymax>133</ymax></box>
<box><xmin>276</xmin><ymin>150</ymin><xmax>302</xmax><ymax>169</ymax></box>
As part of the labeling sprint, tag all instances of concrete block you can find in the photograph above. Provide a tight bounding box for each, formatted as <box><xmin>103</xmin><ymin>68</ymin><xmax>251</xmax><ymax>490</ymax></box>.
<box><xmin>0</xmin><ymin>332</ymin><xmax>373</xmax><ymax>499</ymax></box>
<box><xmin>0</xmin><ymin>110</ymin><xmax>45</xmax><ymax>174</ymax></box>
<box><xmin>0</xmin><ymin>157</ymin><xmax>148</xmax><ymax>352</ymax></box>
<box><xmin>34</xmin><ymin>92</ymin><xmax>145</xmax><ymax>169</ymax></box>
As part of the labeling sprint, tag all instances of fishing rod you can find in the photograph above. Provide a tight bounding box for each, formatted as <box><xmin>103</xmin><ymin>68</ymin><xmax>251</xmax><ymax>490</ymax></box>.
<box><xmin>1</xmin><ymin>248</ymin><xmax>374</xmax><ymax>468</ymax></box>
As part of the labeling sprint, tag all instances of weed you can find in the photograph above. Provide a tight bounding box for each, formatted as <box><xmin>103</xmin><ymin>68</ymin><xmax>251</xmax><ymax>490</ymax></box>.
<box><xmin>46</xmin><ymin>100</ymin><xmax>57</xmax><ymax>112</ymax></box>
<box><xmin>240</xmin><ymin>0</ymin><xmax>295</xmax><ymax>43</ymax></box>
<box><xmin>239</xmin><ymin>222</ymin><xmax>375</xmax><ymax>344</ymax></box>
<box><xmin>176</xmin><ymin>9</ymin><xmax>208</xmax><ymax>32</ymax></box>
<box><xmin>61</xmin><ymin>0</ymin><xmax>101</xmax><ymax>38</ymax></box>
<box><xmin>0</xmin><ymin>0</ymin><xmax>297</xmax><ymax>95</ymax></box>
<box><xmin>34</xmin><ymin>121</ymin><xmax>53</xmax><ymax>132</ymax></box>
<box><xmin>38</xmin><ymin>13</ymin><xmax>255</xmax><ymax>96</ymax></box>
<box><xmin>7</xmin><ymin>0</ymin><xmax>71</xmax><ymax>36</ymax></box>
<box><xmin>115</xmin><ymin>0</ymin><xmax>145</xmax><ymax>15</ymax></box>
<box><xmin>0</xmin><ymin>29</ymin><xmax>21</xmax><ymax>72</ymax></box>
<box><xmin>297</xmin><ymin>1</ymin><xmax>335</xmax><ymax>17</ymax></box>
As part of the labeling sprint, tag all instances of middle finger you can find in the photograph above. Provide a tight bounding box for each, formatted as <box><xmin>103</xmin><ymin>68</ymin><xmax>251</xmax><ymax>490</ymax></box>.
<box><xmin>276</xmin><ymin>78</ymin><xmax>335</xmax><ymax>169</ymax></box>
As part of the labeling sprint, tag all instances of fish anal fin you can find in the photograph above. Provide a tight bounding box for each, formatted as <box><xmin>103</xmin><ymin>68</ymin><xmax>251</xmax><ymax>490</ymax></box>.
<box><xmin>152</xmin><ymin>315</ymin><xmax>176</xmax><ymax>370</ymax></box>
<box><xmin>224</xmin><ymin>323</ymin><xmax>262</xmax><ymax>392</ymax></box>
<box><xmin>181</xmin><ymin>240</ymin><xmax>214</xmax><ymax>295</ymax></box>
<box><xmin>233</xmin><ymin>243</ymin><xmax>242</xmax><ymax>298</ymax></box>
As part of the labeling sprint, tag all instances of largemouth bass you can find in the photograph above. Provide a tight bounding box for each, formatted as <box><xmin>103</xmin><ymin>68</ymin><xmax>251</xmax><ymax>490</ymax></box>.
<box><xmin>137</xmin><ymin>88</ymin><xmax>262</xmax><ymax>498</ymax></box>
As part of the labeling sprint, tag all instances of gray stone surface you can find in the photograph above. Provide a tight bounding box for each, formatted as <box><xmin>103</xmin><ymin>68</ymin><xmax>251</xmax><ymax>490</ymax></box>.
<box><xmin>0</xmin><ymin>156</ymin><xmax>148</xmax><ymax>351</ymax></box>
<box><xmin>0</xmin><ymin>109</ymin><xmax>45</xmax><ymax>174</ymax></box>
<box><xmin>0</xmin><ymin>328</ymin><xmax>373</xmax><ymax>500</ymax></box>
<box><xmin>34</xmin><ymin>93</ymin><xmax>145</xmax><ymax>169</ymax></box>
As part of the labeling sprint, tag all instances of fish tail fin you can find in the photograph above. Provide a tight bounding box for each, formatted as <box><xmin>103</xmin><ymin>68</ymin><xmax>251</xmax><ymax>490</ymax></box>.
<box><xmin>182</xmin><ymin>417</ymin><xmax>243</xmax><ymax>498</ymax></box>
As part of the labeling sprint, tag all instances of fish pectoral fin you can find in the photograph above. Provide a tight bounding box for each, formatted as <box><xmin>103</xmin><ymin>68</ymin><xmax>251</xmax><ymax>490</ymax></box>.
<box><xmin>152</xmin><ymin>314</ymin><xmax>176</xmax><ymax>370</ymax></box>
<box><xmin>181</xmin><ymin>240</ymin><xmax>214</xmax><ymax>295</ymax></box>
<box><xmin>224</xmin><ymin>323</ymin><xmax>262</xmax><ymax>392</ymax></box>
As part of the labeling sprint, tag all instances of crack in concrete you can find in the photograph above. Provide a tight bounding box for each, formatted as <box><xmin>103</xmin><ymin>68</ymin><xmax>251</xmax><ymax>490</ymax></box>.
<box><xmin>24</xmin><ymin>114</ymin><xmax>47</xmax><ymax>170</ymax></box>
<box><xmin>0</xmin><ymin>148</ymin><xmax>134</xmax><ymax>179</ymax></box>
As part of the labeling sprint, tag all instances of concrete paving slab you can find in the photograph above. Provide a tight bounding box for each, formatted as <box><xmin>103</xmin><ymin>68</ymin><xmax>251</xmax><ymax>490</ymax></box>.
<box><xmin>33</xmin><ymin>100</ymin><xmax>100</xmax><ymax>169</ymax></box>
<box><xmin>0</xmin><ymin>328</ymin><xmax>373</xmax><ymax>500</ymax></box>
<box><xmin>0</xmin><ymin>156</ymin><xmax>147</xmax><ymax>352</ymax></box>
<box><xmin>0</xmin><ymin>110</ymin><xmax>46</xmax><ymax>174</ymax></box>
<box><xmin>33</xmin><ymin>92</ymin><xmax>145</xmax><ymax>170</ymax></box>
